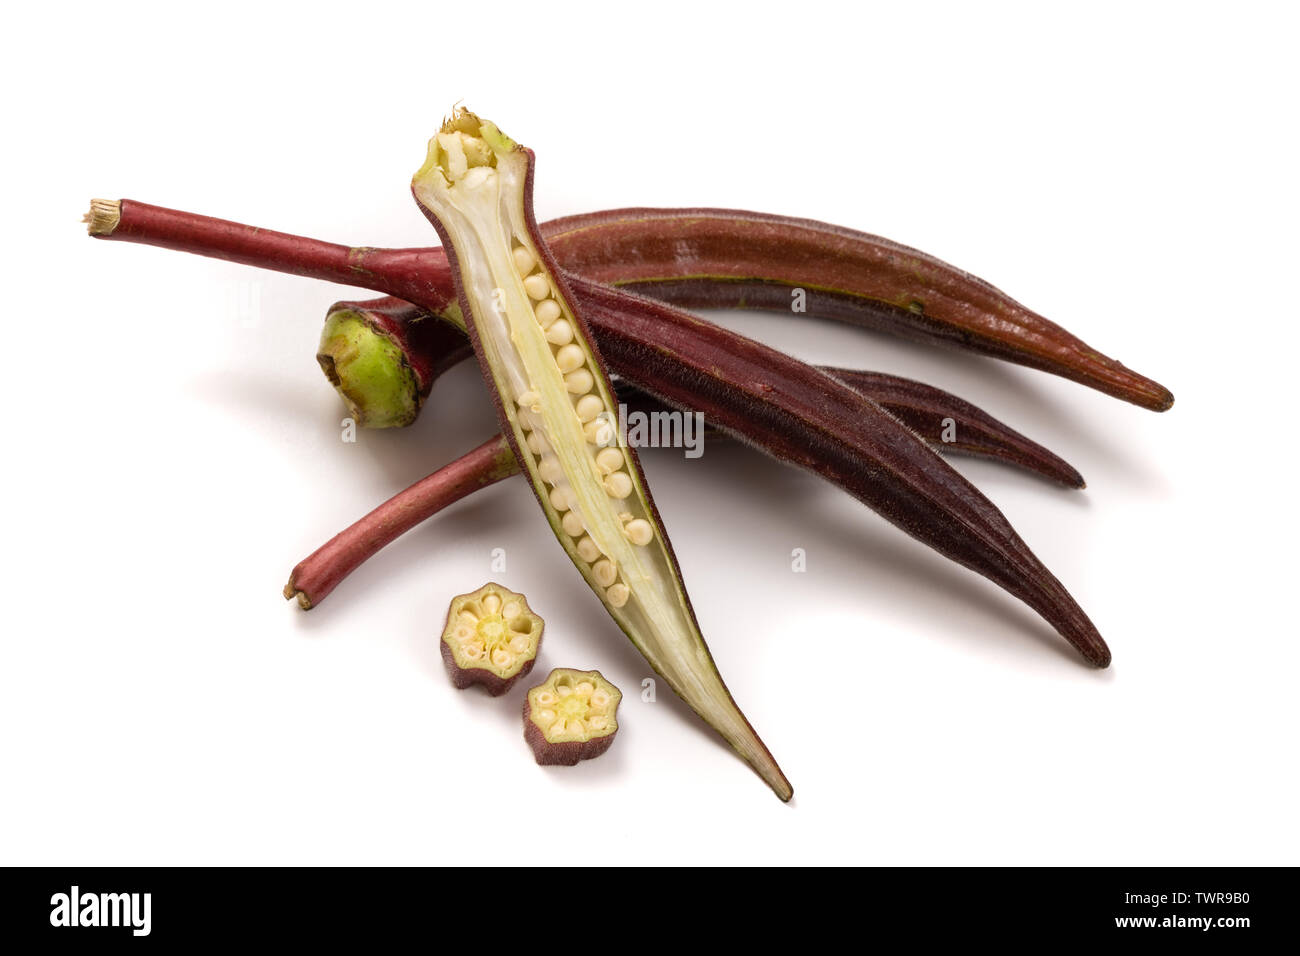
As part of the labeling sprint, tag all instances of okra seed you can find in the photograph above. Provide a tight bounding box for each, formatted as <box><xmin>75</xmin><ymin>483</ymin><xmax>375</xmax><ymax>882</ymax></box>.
<box><xmin>534</xmin><ymin>298</ymin><xmax>561</xmax><ymax>327</ymax></box>
<box><xmin>502</xmin><ymin>601</ymin><xmax>521</xmax><ymax>619</ymax></box>
<box><xmin>526</xmin><ymin>431</ymin><xmax>543</xmax><ymax>455</ymax></box>
<box><xmin>604</xmin><ymin>472</ymin><xmax>633</xmax><ymax>499</ymax></box>
<box><xmin>595</xmin><ymin>448</ymin><xmax>624</xmax><ymax>475</ymax></box>
<box><xmin>555</xmin><ymin>344</ymin><xmax>584</xmax><ymax>373</ymax></box>
<box><xmin>545</xmin><ymin>319</ymin><xmax>574</xmax><ymax>346</ymax></box>
<box><xmin>463</xmin><ymin>643</ymin><xmax>483</xmax><ymax>660</ymax></box>
<box><xmin>561</xmin><ymin>511</ymin><xmax>584</xmax><ymax>537</ymax></box>
<box><xmin>482</xmin><ymin>593</ymin><xmax>501</xmax><ymax>614</ymax></box>
<box><xmin>606</xmin><ymin>583</ymin><xmax>630</xmax><ymax>608</ymax></box>
<box><xmin>576</xmin><ymin>536</ymin><xmax>600</xmax><ymax>563</ymax></box>
<box><xmin>576</xmin><ymin>681</ymin><xmax>594</xmax><ymax>696</ymax></box>
<box><xmin>516</xmin><ymin>390</ymin><xmax>540</xmax><ymax>408</ymax></box>
<box><xmin>549</xmin><ymin>486</ymin><xmax>576</xmax><ymax>511</ymax></box>
<box><xmin>583</xmin><ymin>421</ymin><xmax>611</xmax><ymax>444</ymax></box>
<box><xmin>523</xmin><ymin>274</ymin><xmax>550</xmax><ymax>300</ymax></box>
<box><xmin>512</xmin><ymin>246</ymin><xmax>536</xmax><ymax>275</ymax></box>
<box><xmin>537</xmin><ymin>456</ymin><xmax>562</xmax><ymax>484</ymax></box>
<box><xmin>565</xmin><ymin>369</ymin><xmax>594</xmax><ymax>394</ymax></box>
<box><xmin>591</xmin><ymin>690</ymin><xmax>610</xmax><ymax>708</ymax></box>
<box><xmin>492</xmin><ymin>648</ymin><xmax>513</xmax><ymax>669</ymax></box>
<box><xmin>556</xmin><ymin>684</ymin><xmax>572</xmax><ymax>698</ymax></box>
<box><xmin>623</xmin><ymin>518</ymin><xmax>654</xmax><ymax>546</ymax></box>
<box><xmin>592</xmin><ymin>558</ymin><xmax>618</xmax><ymax>587</ymax></box>
<box><xmin>574</xmin><ymin>394</ymin><xmax>604</xmax><ymax>423</ymax></box>
<box><xmin>537</xmin><ymin>708</ymin><xmax>556</xmax><ymax>723</ymax></box>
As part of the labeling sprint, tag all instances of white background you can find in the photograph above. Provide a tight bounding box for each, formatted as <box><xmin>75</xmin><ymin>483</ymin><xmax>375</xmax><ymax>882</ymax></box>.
<box><xmin>2</xmin><ymin>1</ymin><xmax>1296</xmax><ymax>865</ymax></box>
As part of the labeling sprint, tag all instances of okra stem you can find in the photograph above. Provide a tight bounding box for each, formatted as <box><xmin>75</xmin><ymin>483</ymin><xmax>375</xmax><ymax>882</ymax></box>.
<box><xmin>283</xmin><ymin>434</ymin><xmax>516</xmax><ymax>609</ymax></box>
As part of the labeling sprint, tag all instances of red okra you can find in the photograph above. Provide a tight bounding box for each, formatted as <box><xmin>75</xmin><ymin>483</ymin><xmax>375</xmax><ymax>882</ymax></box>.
<box><xmin>87</xmin><ymin>195</ymin><xmax>1112</xmax><ymax>670</ymax></box>
<box><xmin>85</xmin><ymin>199</ymin><xmax>1173</xmax><ymax>411</ymax></box>
<box><xmin>320</xmin><ymin>296</ymin><xmax>1084</xmax><ymax>487</ymax></box>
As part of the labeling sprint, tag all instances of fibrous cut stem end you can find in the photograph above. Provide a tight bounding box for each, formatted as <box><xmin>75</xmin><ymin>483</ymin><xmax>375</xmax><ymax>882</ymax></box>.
<box><xmin>84</xmin><ymin>198</ymin><xmax>121</xmax><ymax>236</ymax></box>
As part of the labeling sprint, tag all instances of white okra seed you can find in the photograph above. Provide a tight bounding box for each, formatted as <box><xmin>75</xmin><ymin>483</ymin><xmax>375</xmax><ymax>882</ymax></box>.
<box><xmin>605</xmin><ymin>583</ymin><xmax>630</xmax><ymax>608</ymax></box>
<box><xmin>526</xmin><ymin>431</ymin><xmax>543</xmax><ymax>455</ymax></box>
<box><xmin>555</xmin><ymin>344</ymin><xmax>584</xmax><ymax>374</ymax></box>
<box><xmin>604</xmin><ymin>472</ymin><xmax>633</xmax><ymax>499</ymax></box>
<box><xmin>623</xmin><ymin>518</ymin><xmax>654</xmax><ymax>546</ymax></box>
<box><xmin>592</xmin><ymin>558</ymin><xmax>617</xmax><ymax>587</ymax></box>
<box><xmin>561</xmin><ymin>511</ymin><xmax>584</xmax><ymax>537</ymax></box>
<box><xmin>584</xmin><ymin>420</ymin><xmax>613</xmax><ymax>445</ymax></box>
<box><xmin>545</xmin><ymin>319</ymin><xmax>574</xmax><ymax>346</ymax></box>
<box><xmin>534</xmin><ymin>298</ymin><xmax>562</xmax><ymax>327</ymax></box>
<box><xmin>595</xmin><ymin>448</ymin><xmax>624</xmax><ymax>475</ymax></box>
<box><xmin>575</xmin><ymin>536</ymin><xmax>601</xmax><ymax>563</ymax></box>
<box><xmin>516</xmin><ymin>390</ymin><xmax>540</xmax><ymax>408</ymax></box>
<box><xmin>512</xmin><ymin>246</ymin><xmax>536</xmax><ymax>275</ymax></box>
<box><xmin>549</xmin><ymin>486</ymin><xmax>570</xmax><ymax>511</ymax></box>
<box><xmin>565</xmin><ymin>369</ymin><xmax>594</xmax><ymax>394</ymax></box>
<box><xmin>574</xmin><ymin>394</ymin><xmax>604</xmax><ymax>423</ymax></box>
<box><xmin>537</xmin><ymin>456</ymin><xmax>562</xmax><ymax>485</ymax></box>
<box><xmin>482</xmin><ymin>593</ymin><xmax>501</xmax><ymax>614</ymax></box>
<box><xmin>523</xmin><ymin>274</ymin><xmax>549</xmax><ymax>300</ymax></box>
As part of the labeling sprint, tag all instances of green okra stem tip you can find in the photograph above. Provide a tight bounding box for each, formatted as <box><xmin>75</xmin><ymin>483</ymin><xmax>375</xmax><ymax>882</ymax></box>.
<box><xmin>317</xmin><ymin>310</ymin><xmax>420</xmax><ymax>428</ymax></box>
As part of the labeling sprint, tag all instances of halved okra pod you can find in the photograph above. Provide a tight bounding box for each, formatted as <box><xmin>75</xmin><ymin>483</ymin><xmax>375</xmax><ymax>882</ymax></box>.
<box><xmin>410</xmin><ymin>109</ymin><xmax>792</xmax><ymax>801</ymax></box>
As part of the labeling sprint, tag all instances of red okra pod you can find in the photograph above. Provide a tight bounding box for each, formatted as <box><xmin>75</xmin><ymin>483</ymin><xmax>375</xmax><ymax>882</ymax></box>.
<box><xmin>542</xmin><ymin>208</ymin><xmax>1173</xmax><ymax>412</ymax></box>
<box><xmin>86</xmin><ymin>199</ymin><xmax>1172</xmax><ymax>410</ymax></box>
<box><xmin>323</xmin><ymin>296</ymin><xmax>1083</xmax><ymax>487</ymax></box>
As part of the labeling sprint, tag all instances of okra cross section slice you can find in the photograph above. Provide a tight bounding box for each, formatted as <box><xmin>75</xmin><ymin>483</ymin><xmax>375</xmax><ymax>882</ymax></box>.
<box><xmin>524</xmin><ymin>668</ymin><xmax>622</xmax><ymax>766</ymax></box>
<box><xmin>440</xmin><ymin>582</ymin><xmax>544</xmax><ymax>696</ymax></box>
<box><xmin>411</xmin><ymin>109</ymin><xmax>791</xmax><ymax>801</ymax></box>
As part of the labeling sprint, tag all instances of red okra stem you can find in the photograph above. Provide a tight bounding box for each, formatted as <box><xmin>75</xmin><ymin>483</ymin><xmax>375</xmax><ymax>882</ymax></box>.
<box><xmin>85</xmin><ymin>199</ymin><xmax>457</xmax><ymax>312</ymax></box>
<box><xmin>87</xmin><ymin>199</ymin><xmax>1172</xmax><ymax>410</ymax></box>
<box><xmin>283</xmin><ymin>434</ymin><xmax>517</xmax><ymax>609</ymax></box>
<box><xmin>88</xmin><ymin>198</ymin><xmax>1110</xmax><ymax>665</ymax></box>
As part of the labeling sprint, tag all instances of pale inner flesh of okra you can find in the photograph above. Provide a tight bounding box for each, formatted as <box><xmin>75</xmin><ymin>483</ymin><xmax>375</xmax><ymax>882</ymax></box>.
<box><xmin>412</xmin><ymin>122</ymin><xmax>745</xmax><ymax>728</ymax></box>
